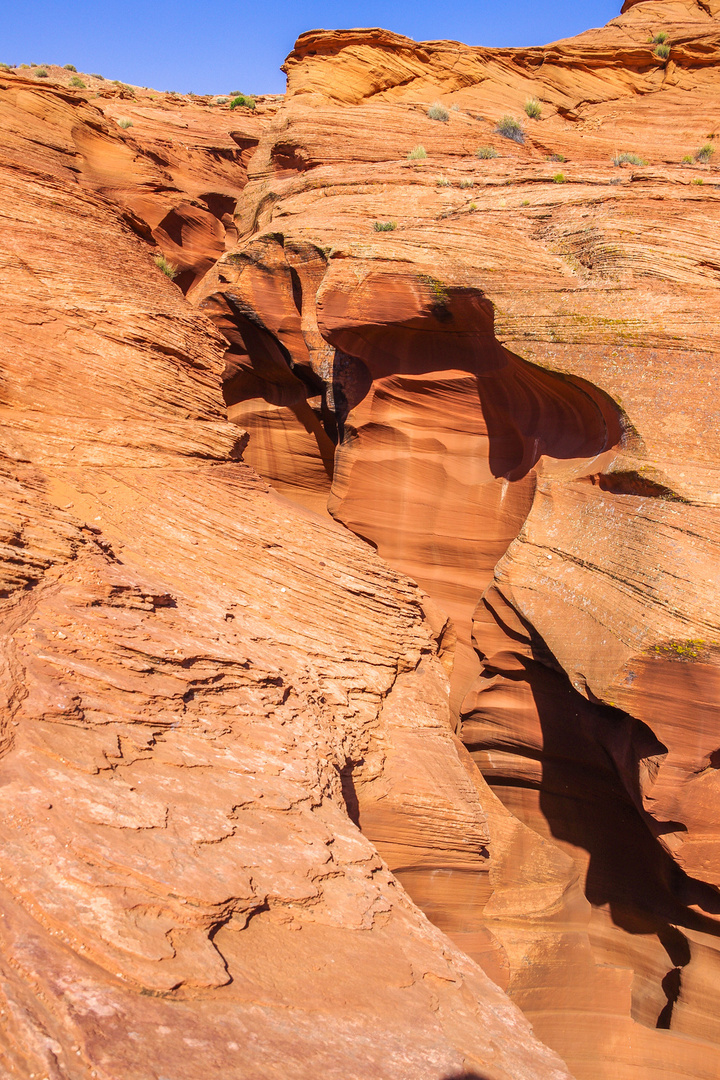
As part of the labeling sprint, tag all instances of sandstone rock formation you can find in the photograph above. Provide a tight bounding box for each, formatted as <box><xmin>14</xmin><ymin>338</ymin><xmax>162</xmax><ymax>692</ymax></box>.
<box><xmin>2</xmin><ymin>1</ymin><xmax>720</xmax><ymax>1077</ymax></box>
<box><xmin>0</xmin><ymin>61</ymin><xmax>572</xmax><ymax>1080</ymax></box>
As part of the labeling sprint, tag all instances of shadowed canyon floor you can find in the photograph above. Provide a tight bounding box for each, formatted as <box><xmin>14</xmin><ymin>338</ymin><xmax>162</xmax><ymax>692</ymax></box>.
<box><xmin>1</xmin><ymin>1</ymin><xmax>720</xmax><ymax>1078</ymax></box>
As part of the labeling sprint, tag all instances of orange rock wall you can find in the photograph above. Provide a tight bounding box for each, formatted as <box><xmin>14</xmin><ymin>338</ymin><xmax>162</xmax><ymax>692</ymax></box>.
<box><xmin>3</xmin><ymin>3</ymin><xmax>720</xmax><ymax>1078</ymax></box>
<box><xmin>189</xmin><ymin>3</ymin><xmax>720</xmax><ymax>1077</ymax></box>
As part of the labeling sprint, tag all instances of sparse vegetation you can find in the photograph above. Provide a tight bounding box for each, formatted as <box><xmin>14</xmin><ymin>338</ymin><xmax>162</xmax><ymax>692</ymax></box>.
<box><xmin>469</xmin><ymin>202</ymin><xmax>478</xmax><ymax>211</ymax></box>
<box><xmin>459</xmin><ymin>178</ymin><xmax>474</xmax><ymax>188</ymax></box>
<box><xmin>521</xmin><ymin>199</ymin><xmax>530</xmax><ymax>206</ymax></box>
<box><xmin>230</xmin><ymin>93</ymin><xmax>255</xmax><ymax>110</ymax></box>
<box><xmin>692</xmin><ymin>178</ymin><xmax>704</xmax><ymax>185</ymax></box>
<box><xmin>69</xmin><ymin>76</ymin><xmax>86</xmax><ymax>88</ymax></box>
<box><xmin>653</xmin><ymin>31</ymin><xmax>668</xmax><ymax>44</ymax></box>
<box><xmin>653</xmin><ymin>639</ymin><xmax>705</xmax><ymax>660</ymax></box>
<box><xmin>553</xmin><ymin>172</ymin><xmax>566</xmax><ymax>183</ymax></box>
<box><xmin>117</xmin><ymin>117</ymin><xmax>133</xmax><ymax>129</ymax></box>
<box><xmin>113</xmin><ymin>81</ymin><xmax>135</xmax><ymax>95</ymax></box>
<box><xmin>154</xmin><ymin>253</ymin><xmax>178</xmax><ymax>279</ymax></box>
<box><xmin>476</xmin><ymin>145</ymin><xmax>499</xmax><ymax>159</ymax></box>
<box><xmin>496</xmin><ymin>116</ymin><xmax>524</xmax><ymax>144</ymax></box>
<box><xmin>436</xmin><ymin>176</ymin><xmax>451</xmax><ymax>186</ymax></box>
<box><xmin>612</xmin><ymin>151</ymin><xmax>646</xmax><ymax>166</ymax></box>
<box><xmin>525</xmin><ymin>97</ymin><xmax>542</xmax><ymax>120</ymax></box>
<box><xmin>549</xmin><ymin>152</ymin><xmax>566</xmax><ymax>162</ymax></box>
<box><xmin>696</xmin><ymin>143</ymin><xmax>714</xmax><ymax>162</ymax></box>
<box><xmin>64</xmin><ymin>63</ymin><xmax>77</xmax><ymax>71</ymax></box>
<box><xmin>407</xmin><ymin>145</ymin><xmax>427</xmax><ymax>161</ymax></box>
<box><xmin>427</xmin><ymin>101</ymin><xmax>449</xmax><ymax>122</ymax></box>
<box><xmin>681</xmin><ymin>154</ymin><xmax>693</xmax><ymax>164</ymax></box>
<box><xmin>215</xmin><ymin>97</ymin><xmax>229</xmax><ymax>104</ymax></box>
<box><xmin>34</xmin><ymin>68</ymin><xmax>48</xmax><ymax>78</ymax></box>
<box><xmin>373</xmin><ymin>220</ymin><xmax>397</xmax><ymax>231</ymax></box>
<box><xmin>419</xmin><ymin>274</ymin><xmax>450</xmax><ymax>306</ymax></box>
<box><xmin>91</xmin><ymin>73</ymin><xmax>105</xmax><ymax>80</ymax></box>
<box><xmin>655</xmin><ymin>43</ymin><xmax>671</xmax><ymax>59</ymax></box>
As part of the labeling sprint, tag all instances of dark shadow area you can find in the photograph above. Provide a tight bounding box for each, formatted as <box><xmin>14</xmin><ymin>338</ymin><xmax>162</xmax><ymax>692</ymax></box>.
<box><xmin>442</xmin><ymin>1073</ymin><xmax>492</xmax><ymax>1080</ymax></box>
<box><xmin>476</xmin><ymin>346</ymin><xmax>625</xmax><ymax>481</ymax></box>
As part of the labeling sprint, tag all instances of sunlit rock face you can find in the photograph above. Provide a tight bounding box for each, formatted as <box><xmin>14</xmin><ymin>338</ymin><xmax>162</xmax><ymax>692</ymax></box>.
<box><xmin>191</xmin><ymin>2</ymin><xmax>720</xmax><ymax>1077</ymax></box>
<box><xmin>3</xmin><ymin>2</ymin><xmax>720</xmax><ymax>1078</ymax></box>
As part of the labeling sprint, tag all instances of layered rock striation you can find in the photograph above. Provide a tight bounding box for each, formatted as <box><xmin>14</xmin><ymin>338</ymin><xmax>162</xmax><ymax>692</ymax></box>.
<box><xmin>2</xmin><ymin>1</ymin><xmax>720</xmax><ymax>1078</ymax></box>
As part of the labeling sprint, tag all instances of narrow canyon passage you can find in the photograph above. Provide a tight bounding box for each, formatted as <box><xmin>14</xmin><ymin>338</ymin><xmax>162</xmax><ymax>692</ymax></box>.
<box><xmin>197</xmin><ymin>244</ymin><xmax>720</xmax><ymax>1080</ymax></box>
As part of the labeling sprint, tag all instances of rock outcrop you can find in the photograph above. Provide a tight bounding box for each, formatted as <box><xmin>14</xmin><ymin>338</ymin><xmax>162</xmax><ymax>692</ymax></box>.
<box><xmin>0</xmin><ymin>65</ymin><xmax>573</xmax><ymax>1080</ymax></box>
<box><xmin>2</xmin><ymin>1</ymin><xmax>720</xmax><ymax>1077</ymax></box>
<box><xmin>195</xmin><ymin>2</ymin><xmax>720</xmax><ymax>1077</ymax></box>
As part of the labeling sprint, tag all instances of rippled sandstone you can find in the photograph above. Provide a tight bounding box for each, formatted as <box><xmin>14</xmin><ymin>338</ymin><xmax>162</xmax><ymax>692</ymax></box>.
<box><xmin>2</xmin><ymin>1</ymin><xmax>720</xmax><ymax>1078</ymax></box>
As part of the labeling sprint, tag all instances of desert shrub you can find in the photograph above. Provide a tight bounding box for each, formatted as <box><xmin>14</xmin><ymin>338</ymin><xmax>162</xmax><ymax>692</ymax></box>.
<box><xmin>468</xmin><ymin>202</ymin><xmax>477</xmax><ymax>211</ymax></box>
<box><xmin>230</xmin><ymin>93</ymin><xmax>255</xmax><ymax>109</ymax></box>
<box><xmin>69</xmin><ymin>76</ymin><xmax>86</xmax><ymax>88</ymax></box>
<box><xmin>91</xmin><ymin>73</ymin><xmax>105</xmax><ymax>80</ymax></box>
<box><xmin>117</xmin><ymin>117</ymin><xmax>133</xmax><ymax>129</ymax></box>
<box><xmin>549</xmin><ymin>152</ymin><xmax>566</xmax><ymax>162</ymax></box>
<box><xmin>696</xmin><ymin>143</ymin><xmax>714</xmax><ymax>162</ymax></box>
<box><xmin>427</xmin><ymin>101</ymin><xmax>449</xmax><ymax>122</ymax></box>
<box><xmin>521</xmin><ymin>199</ymin><xmax>530</xmax><ymax>206</ymax></box>
<box><xmin>496</xmin><ymin>116</ymin><xmax>524</xmax><ymax>143</ymax></box>
<box><xmin>373</xmin><ymin>220</ymin><xmax>397</xmax><ymax>231</ymax></box>
<box><xmin>215</xmin><ymin>96</ymin><xmax>229</xmax><ymax>104</ymax></box>
<box><xmin>612</xmin><ymin>151</ymin><xmax>646</xmax><ymax>166</ymax></box>
<box><xmin>653</xmin><ymin>31</ymin><xmax>668</xmax><ymax>44</ymax></box>
<box><xmin>35</xmin><ymin>68</ymin><xmax>48</xmax><ymax>78</ymax></box>
<box><xmin>64</xmin><ymin>63</ymin><xmax>77</xmax><ymax>71</ymax></box>
<box><xmin>681</xmin><ymin>154</ymin><xmax>693</xmax><ymax>164</ymax></box>
<box><xmin>436</xmin><ymin>176</ymin><xmax>450</xmax><ymax>186</ymax></box>
<box><xmin>476</xmin><ymin>145</ymin><xmax>499</xmax><ymax>159</ymax></box>
<box><xmin>692</xmin><ymin>178</ymin><xmax>704</xmax><ymax>185</ymax></box>
<box><xmin>553</xmin><ymin>172</ymin><xmax>566</xmax><ymax>183</ymax></box>
<box><xmin>154</xmin><ymin>253</ymin><xmax>178</xmax><ymax>279</ymax></box>
<box><xmin>525</xmin><ymin>97</ymin><xmax>542</xmax><ymax>120</ymax></box>
<box><xmin>407</xmin><ymin>145</ymin><xmax>427</xmax><ymax>160</ymax></box>
<box><xmin>655</xmin><ymin>43</ymin><xmax>670</xmax><ymax>59</ymax></box>
<box><xmin>459</xmin><ymin>178</ymin><xmax>474</xmax><ymax>188</ymax></box>
<box><xmin>0</xmin><ymin>63</ymin><xmax>10</xmax><ymax>70</ymax></box>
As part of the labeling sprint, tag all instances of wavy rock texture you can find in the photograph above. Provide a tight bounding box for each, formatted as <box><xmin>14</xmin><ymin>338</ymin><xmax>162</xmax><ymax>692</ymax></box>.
<box><xmin>2</xmin><ymin>1</ymin><xmax>720</xmax><ymax>1078</ymax></box>
<box><xmin>0</xmin><ymin>71</ymin><xmax>573</xmax><ymax>1080</ymax></box>
<box><xmin>192</xmin><ymin>2</ymin><xmax>720</xmax><ymax>1077</ymax></box>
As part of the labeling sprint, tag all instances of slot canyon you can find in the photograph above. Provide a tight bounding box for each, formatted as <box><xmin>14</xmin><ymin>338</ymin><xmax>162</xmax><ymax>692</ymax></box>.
<box><xmin>1</xmin><ymin>1</ymin><xmax>720</xmax><ymax>1077</ymax></box>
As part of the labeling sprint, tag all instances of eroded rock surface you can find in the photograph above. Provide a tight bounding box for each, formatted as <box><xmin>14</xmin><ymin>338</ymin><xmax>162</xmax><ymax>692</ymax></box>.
<box><xmin>2</xmin><ymin>2</ymin><xmax>720</xmax><ymax>1078</ymax></box>
<box><xmin>0</xmin><ymin>70</ymin><xmax>572</xmax><ymax>1080</ymax></box>
<box><xmin>190</xmin><ymin>2</ymin><xmax>720</xmax><ymax>1077</ymax></box>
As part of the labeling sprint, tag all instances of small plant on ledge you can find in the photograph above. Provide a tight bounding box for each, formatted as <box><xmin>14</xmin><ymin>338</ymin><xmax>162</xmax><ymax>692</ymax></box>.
<box><xmin>373</xmin><ymin>221</ymin><xmax>397</xmax><ymax>232</ymax></box>
<box><xmin>427</xmin><ymin>101</ymin><xmax>449</xmax><ymax>122</ymax></box>
<box><xmin>612</xmin><ymin>151</ymin><xmax>646</xmax><ymax>166</ymax></box>
<box><xmin>230</xmin><ymin>93</ymin><xmax>255</xmax><ymax>110</ymax></box>
<box><xmin>407</xmin><ymin>145</ymin><xmax>428</xmax><ymax>161</ymax></box>
<box><xmin>496</xmin><ymin>116</ymin><xmax>524</xmax><ymax>144</ymax></box>
<box><xmin>525</xmin><ymin>98</ymin><xmax>542</xmax><ymax>120</ymax></box>
<box><xmin>154</xmin><ymin>253</ymin><xmax>178</xmax><ymax>279</ymax></box>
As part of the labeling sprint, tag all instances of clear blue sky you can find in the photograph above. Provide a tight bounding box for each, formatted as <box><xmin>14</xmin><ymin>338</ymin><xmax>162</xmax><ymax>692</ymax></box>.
<box><xmin>1</xmin><ymin>1</ymin><xmax>621</xmax><ymax>95</ymax></box>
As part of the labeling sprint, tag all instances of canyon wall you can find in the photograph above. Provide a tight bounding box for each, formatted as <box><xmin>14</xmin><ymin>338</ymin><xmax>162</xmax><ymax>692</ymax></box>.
<box><xmin>1</xmin><ymin>1</ymin><xmax>720</xmax><ymax>1077</ymax></box>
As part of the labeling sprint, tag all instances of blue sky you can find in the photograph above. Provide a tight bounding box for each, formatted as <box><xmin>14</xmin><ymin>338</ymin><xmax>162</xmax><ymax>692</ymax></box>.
<box><xmin>1</xmin><ymin>1</ymin><xmax>621</xmax><ymax>95</ymax></box>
